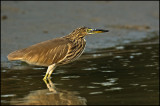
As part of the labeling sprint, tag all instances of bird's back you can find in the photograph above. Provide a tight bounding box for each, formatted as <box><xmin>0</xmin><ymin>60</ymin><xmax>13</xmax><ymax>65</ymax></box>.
<box><xmin>7</xmin><ymin>38</ymin><xmax>70</xmax><ymax>66</ymax></box>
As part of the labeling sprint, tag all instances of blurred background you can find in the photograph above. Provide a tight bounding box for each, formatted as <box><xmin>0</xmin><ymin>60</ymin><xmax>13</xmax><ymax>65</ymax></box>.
<box><xmin>1</xmin><ymin>1</ymin><xmax>159</xmax><ymax>105</ymax></box>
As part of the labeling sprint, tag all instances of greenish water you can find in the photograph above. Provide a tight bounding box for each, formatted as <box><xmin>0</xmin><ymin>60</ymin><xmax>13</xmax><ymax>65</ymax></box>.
<box><xmin>1</xmin><ymin>40</ymin><xmax>159</xmax><ymax>105</ymax></box>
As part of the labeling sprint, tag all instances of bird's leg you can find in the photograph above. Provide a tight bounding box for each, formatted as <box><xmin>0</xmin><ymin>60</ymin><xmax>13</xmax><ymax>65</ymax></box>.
<box><xmin>47</xmin><ymin>64</ymin><xmax>56</xmax><ymax>79</ymax></box>
<box><xmin>43</xmin><ymin>64</ymin><xmax>56</xmax><ymax>80</ymax></box>
<box><xmin>43</xmin><ymin>67</ymin><xmax>51</xmax><ymax>80</ymax></box>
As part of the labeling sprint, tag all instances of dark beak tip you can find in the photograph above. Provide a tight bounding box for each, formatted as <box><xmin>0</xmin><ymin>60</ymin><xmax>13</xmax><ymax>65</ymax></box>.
<box><xmin>100</xmin><ymin>29</ymin><xmax>109</xmax><ymax>33</ymax></box>
<box><xmin>94</xmin><ymin>29</ymin><xmax>109</xmax><ymax>32</ymax></box>
<box><xmin>105</xmin><ymin>30</ymin><xmax>109</xmax><ymax>32</ymax></box>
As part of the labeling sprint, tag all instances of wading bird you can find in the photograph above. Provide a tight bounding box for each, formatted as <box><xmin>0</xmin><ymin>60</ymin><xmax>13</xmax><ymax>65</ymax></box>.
<box><xmin>7</xmin><ymin>27</ymin><xmax>109</xmax><ymax>80</ymax></box>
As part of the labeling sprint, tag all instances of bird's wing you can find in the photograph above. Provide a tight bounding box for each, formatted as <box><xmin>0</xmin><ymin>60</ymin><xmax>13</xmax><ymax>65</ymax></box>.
<box><xmin>7</xmin><ymin>38</ymin><xmax>70</xmax><ymax>66</ymax></box>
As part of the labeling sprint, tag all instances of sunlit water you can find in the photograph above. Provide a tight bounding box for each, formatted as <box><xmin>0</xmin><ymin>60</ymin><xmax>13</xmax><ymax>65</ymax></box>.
<box><xmin>1</xmin><ymin>40</ymin><xmax>159</xmax><ymax>105</ymax></box>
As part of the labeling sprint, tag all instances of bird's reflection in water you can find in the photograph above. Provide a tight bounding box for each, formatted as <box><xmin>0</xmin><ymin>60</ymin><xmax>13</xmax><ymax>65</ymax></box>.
<box><xmin>11</xmin><ymin>79</ymin><xmax>87</xmax><ymax>105</ymax></box>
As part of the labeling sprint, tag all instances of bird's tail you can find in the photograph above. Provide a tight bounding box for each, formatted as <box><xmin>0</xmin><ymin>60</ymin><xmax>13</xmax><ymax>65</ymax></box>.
<box><xmin>7</xmin><ymin>50</ymin><xmax>24</xmax><ymax>61</ymax></box>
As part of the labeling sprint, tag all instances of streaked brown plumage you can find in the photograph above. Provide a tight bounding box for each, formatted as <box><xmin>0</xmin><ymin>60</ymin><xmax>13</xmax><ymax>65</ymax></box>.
<box><xmin>7</xmin><ymin>27</ymin><xmax>109</xmax><ymax>80</ymax></box>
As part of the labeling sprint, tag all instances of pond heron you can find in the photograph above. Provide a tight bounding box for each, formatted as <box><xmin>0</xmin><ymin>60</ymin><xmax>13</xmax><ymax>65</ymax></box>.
<box><xmin>7</xmin><ymin>27</ymin><xmax>109</xmax><ymax>80</ymax></box>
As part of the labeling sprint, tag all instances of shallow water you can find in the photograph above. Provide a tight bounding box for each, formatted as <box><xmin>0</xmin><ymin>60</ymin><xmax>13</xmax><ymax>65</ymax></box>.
<box><xmin>1</xmin><ymin>40</ymin><xmax>159</xmax><ymax>105</ymax></box>
<box><xmin>1</xmin><ymin>1</ymin><xmax>159</xmax><ymax>105</ymax></box>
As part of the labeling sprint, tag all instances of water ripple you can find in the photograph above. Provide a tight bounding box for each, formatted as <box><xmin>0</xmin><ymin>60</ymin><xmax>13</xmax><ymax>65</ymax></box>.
<box><xmin>89</xmin><ymin>91</ymin><xmax>103</xmax><ymax>95</ymax></box>
<box><xmin>105</xmin><ymin>87</ymin><xmax>123</xmax><ymax>91</ymax></box>
<box><xmin>92</xmin><ymin>82</ymin><xmax>117</xmax><ymax>86</ymax></box>
<box><xmin>1</xmin><ymin>94</ymin><xmax>16</xmax><ymax>98</ymax></box>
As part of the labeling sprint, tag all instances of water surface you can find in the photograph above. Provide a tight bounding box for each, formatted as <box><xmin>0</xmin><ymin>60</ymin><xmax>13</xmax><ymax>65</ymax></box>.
<box><xmin>1</xmin><ymin>40</ymin><xmax>159</xmax><ymax>105</ymax></box>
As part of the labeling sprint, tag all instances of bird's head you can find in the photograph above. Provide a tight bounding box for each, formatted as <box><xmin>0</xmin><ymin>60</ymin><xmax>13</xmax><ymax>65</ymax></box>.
<box><xmin>68</xmin><ymin>27</ymin><xmax>109</xmax><ymax>38</ymax></box>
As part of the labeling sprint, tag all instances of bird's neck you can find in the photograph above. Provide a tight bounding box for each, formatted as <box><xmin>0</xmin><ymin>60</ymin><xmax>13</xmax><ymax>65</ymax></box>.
<box><xmin>64</xmin><ymin>34</ymin><xmax>85</xmax><ymax>42</ymax></box>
